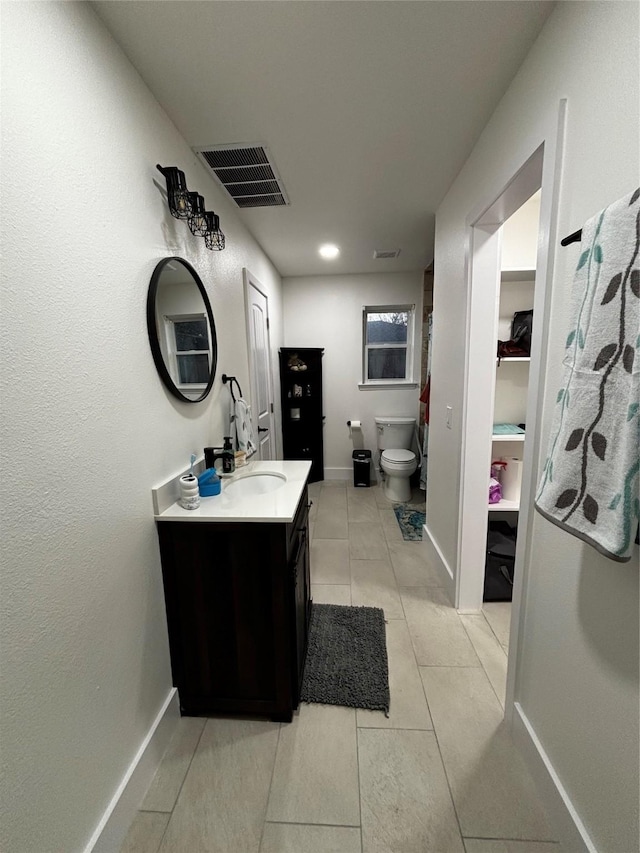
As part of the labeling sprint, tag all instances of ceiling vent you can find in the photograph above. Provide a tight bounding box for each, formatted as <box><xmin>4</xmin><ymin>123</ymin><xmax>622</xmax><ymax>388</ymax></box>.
<box><xmin>194</xmin><ymin>144</ymin><xmax>289</xmax><ymax>208</ymax></box>
<box><xmin>373</xmin><ymin>249</ymin><xmax>401</xmax><ymax>259</ymax></box>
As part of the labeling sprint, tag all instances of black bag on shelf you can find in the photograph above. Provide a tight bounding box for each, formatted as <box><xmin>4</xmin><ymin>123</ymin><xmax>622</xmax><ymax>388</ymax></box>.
<box><xmin>484</xmin><ymin>521</ymin><xmax>516</xmax><ymax>602</ymax></box>
<box><xmin>511</xmin><ymin>309</ymin><xmax>533</xmax><ymax>356</ymax></box>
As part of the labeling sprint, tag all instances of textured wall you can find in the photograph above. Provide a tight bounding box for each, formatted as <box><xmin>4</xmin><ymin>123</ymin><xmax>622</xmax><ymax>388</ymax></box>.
<box><xmin>0</xmin><ymin>3</ymin><xmax>282</xmax><ymax>851</ymax></box>
<box><xmin>283</xmin><ymin>272</ymin><xmax>423</xmax><ymax>476</ymax></box>
<box><xmin>428</xmin><ymin>2</ymin><xmax>639</xmax><ymax>849</ymax></box>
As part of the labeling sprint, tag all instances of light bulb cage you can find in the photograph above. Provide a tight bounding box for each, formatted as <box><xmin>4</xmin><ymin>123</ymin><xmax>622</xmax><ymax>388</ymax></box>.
<box><xmin>156</xmin><ymin>165</ymin><xmax>193</xmax><ymax>220</ymax></box>
<box><xmin>203</xmin><ymin>212</ymin><xmax>225</xmax><ymax>251</ymax></box>
<box><xmin>187</xmin><ymin>194</ymin><xmax>209</xmax><ymax>236</ymax></box>
<box><xmin>205</xmin><ymin>229</ymin><xmax>226</xmax><ymax>251</ymax></box>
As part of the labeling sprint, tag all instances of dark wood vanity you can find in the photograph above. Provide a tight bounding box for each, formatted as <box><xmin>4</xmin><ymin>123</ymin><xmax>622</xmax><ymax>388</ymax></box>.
<box><xmin>156</xmin><ymin>484</ymin><xmax>311</xmax><ymax>722</ymax></box>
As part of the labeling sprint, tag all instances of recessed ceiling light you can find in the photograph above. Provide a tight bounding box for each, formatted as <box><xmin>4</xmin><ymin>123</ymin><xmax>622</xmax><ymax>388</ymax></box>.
<box><xmin>319</xmin><ymin>243</ymin><xmax>340</xmax><ymax>259</ymax></box>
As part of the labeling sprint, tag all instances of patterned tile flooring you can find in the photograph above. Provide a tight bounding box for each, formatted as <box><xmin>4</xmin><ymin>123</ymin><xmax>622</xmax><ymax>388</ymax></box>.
<box><xmin>122</xmin><ymin>481</ymin><xmax>558</xmax><ymax>853</ymax></box>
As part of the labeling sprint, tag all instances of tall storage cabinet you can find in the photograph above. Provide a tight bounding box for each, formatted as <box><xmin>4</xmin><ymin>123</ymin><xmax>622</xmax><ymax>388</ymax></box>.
<box><xmin>279</xmin><ymin>348</ymin><xmax>324</xmax><ymax>483</ymax></box>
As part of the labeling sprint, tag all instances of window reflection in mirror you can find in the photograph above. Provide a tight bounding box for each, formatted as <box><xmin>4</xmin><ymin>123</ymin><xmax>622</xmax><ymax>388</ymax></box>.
<box><xmin>147</xmin><ymin>258</ymin><xmax>217</xmax><ymax>402</ymax></box>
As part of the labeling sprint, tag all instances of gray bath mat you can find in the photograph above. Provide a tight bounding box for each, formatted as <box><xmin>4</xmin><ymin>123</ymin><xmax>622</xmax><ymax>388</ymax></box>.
<box><xmin>301</xmin><ymin>603</ymin><xmax>390</xmax><ymax>713</ymax></box>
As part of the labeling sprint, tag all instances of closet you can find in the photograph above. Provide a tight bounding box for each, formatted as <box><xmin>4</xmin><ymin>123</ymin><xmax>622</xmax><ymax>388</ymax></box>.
<box><xmin>485</xmin><ymin>191</ymin><xmax>540</xmax><ymax>604</ymax></box>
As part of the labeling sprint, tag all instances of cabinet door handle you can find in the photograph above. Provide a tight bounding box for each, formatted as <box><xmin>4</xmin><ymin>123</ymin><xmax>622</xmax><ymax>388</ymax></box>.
<box><xmin>292</xmin><ymin>527</ymin><xmax>307</xmax><ymax>576</ymax></box>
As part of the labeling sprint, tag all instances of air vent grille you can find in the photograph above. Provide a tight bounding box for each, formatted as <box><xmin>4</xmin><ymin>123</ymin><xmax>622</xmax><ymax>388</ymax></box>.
<box><xmin>195</xmin><ymin>144</ymin><xmax>289</xmax><ymax>208</ymax></box>
<box><xmin>202</xmin><ymin>147</ymin><xmax>269</xmax><ymax>168</ymax></box>
<box><xmin>212</xmin><ymin>165</ymin><xmax>275</xmax><ymax>184</ymax></box>
<box><xmin>226</xmin><ymin>180</ymin><xmax>281</xmax><ymax>198</ymax></box>
<box><xmin>374</xmin><ymin>249</ymin><xmax>401</xmax><ymax>259</ymax></box>
<box><xmin>235</xmin><ymin>194</ymin><xmax>286</xmax><ymax>208</ymax></box>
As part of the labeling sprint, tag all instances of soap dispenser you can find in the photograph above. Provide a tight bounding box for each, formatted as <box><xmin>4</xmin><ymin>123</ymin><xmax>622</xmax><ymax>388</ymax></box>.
<box><xmin>204</xmin><ymin>439</ymin><xmax>236</xmax><ymax>475</ymax></box>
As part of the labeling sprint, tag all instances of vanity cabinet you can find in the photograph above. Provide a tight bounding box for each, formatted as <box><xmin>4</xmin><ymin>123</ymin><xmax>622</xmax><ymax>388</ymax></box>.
<box><xmin>156</xmin><ymin>487</ymin><xmax>311</xmax><ymax>722</ymax></box>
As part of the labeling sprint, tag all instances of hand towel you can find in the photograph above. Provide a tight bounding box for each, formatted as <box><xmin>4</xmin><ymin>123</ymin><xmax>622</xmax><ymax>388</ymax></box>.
<box><xmin>535</xmin><ymin>188</ymin><xmax>640</xmax><ymax>561</ymax></box>
<box><xmin>233</xmin><ymin>397</ymin><xmax>257</xmax><ymax>457</ymax></box>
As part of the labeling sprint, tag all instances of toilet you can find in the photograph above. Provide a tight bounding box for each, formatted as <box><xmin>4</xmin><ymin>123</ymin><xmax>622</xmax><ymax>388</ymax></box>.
<box><xmin>375</xmin><ymin>416</ymin><xmax>419</xmax><ymax>503</ymax></box>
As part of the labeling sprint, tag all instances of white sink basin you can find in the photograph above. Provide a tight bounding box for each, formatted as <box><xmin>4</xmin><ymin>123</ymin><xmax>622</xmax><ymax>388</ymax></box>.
<box><xmin>224</xmin><ymin>471</ymin><xmax>287</xmax><ymax>498</ymax></box>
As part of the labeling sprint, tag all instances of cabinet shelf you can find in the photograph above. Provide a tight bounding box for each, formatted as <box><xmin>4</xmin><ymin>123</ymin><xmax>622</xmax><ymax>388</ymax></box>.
<box><xmin>501</xmin><ymin>268</ymin><xmax>535</xmax><ymax>282</ymax></box>
<box><xmin>492</xmin><ymin>433</ymin><xmax>525</xmax><ymax>442</ymax></box>
<box><xmin>496</xmin><ymin>356</ymin><xmax>530</xmax><ymax>363</ymax></box>
<box><xmin>488</xmin><ymin>498</ymin><xmax>520</xmax><ymax>512</ymax></box>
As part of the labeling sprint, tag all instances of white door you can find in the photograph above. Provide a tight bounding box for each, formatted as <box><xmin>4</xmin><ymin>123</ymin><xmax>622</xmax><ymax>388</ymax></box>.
<box><xmin>244</xmin><ymin>270</ymin><xmax>274</xmax><ymax>459</ymax></box>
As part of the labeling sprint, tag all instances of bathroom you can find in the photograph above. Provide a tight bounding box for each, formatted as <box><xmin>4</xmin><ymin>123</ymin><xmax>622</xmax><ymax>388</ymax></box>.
<box><xmin>2</xmin><ymin>3</ymin><xmax>639</xmax><ymax>853</ymax></box>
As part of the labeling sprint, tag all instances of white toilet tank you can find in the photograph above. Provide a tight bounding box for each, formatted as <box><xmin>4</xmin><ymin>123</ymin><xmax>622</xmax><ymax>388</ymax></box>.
<box><xmin>375</xmin><ymin>416</ymin><xmax>416</xmax><ymax>450</ymax></box>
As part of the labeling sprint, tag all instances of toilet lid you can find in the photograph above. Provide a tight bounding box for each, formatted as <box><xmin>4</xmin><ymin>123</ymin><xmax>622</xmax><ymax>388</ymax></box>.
<box><xmin>382</xmin><ymin>449</ymin><xmax>415</xmax><ymax>464</ymax></box>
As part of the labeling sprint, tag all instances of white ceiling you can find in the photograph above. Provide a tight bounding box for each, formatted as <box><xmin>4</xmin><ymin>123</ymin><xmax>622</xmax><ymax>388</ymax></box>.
<box><xmin>93</xmin><ymin>1</ymin><xmax>554</xmax><ymax>277</ymax></box>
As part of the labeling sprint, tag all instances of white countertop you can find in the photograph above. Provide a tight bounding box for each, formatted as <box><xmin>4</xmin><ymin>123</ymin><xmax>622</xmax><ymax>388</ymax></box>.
<box><xmin>154</xmin><ymin>460</ymin><xmax>312</xmax><ymax>523</ymax></box>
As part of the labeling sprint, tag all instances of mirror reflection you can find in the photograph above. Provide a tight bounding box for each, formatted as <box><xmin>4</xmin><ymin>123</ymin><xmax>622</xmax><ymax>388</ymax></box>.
<box><xmin>147</xmin><ymin>257</ymin><xmax>217</xmax><ymax>402</ymax></box>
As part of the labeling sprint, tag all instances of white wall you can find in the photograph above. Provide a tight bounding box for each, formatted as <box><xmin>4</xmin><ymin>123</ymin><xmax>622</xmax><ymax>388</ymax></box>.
<box><xmin>501</xmin><ymin>190</ymin><xmax>541</xmax><ymax>271</ymax></box>
<box><xmin>283</xmin><ymin>272</ymin><xmax>423</xmax><ymax>477</ymax></box>
<box><xmin>428</xmin><ymin>2</ymin><xmax>639</xmax><ymax>850</ymax></box>
<box><xmin>0</xmin><ymin>3</ymin><xmax>282</xmax><ymax>851</ymax></box>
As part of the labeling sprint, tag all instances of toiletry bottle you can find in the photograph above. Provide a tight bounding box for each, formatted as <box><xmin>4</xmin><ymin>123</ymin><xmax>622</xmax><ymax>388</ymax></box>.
<box><xmin>179</xmin><ymin>473</ymin><xmax>200</xmax><ymax>510</ymax></box>
<box><xmin>222</xmin><ymin>436</ymin><xmax>235</xmax><ymax>474</ymax></box>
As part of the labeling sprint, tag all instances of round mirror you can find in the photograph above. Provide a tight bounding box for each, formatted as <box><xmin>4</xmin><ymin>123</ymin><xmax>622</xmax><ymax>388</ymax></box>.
<box><xmin>147</xmin><ymin>257</ymin><xmax>217</xmax><ymax>402</ymax></box>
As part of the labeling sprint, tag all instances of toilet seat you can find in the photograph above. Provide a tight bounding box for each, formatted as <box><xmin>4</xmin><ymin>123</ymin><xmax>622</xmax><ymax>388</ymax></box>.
<box><xmin>381</xmin><ymin>449</ymin><xmax>416</xmax><ymax>465</ymax></box>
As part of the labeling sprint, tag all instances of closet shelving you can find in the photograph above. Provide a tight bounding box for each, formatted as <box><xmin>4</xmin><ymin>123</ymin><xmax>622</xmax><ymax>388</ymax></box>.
<box><xmin>488</xmin><ymin>497</ymin><xmax>521</xmax><ymax>512</ymax></box>
<box><xmin>488</xmin><ymin>266</ymin><xmax>535</xmax><ymax>513</ymax></box>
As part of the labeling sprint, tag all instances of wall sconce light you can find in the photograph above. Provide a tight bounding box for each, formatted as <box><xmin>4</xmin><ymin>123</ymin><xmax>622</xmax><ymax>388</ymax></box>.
<box><xmin>203</xmin><ymin>212</ymin><xmax>226</xmax><ymax>251</ymax></box>
<box><xmin>156</xmin><ymin>165</ymin><xmax>192</xmax><ymax>220</ymax></box>
<box><xmin>156</xmin><ymin>164</ymin><xmax>226</xmax><ymax>251</ymax></box>
<box><xmin>188</xmin><ymin>194</ymin><xmax>209</xmax><ymax>236</ymax></box>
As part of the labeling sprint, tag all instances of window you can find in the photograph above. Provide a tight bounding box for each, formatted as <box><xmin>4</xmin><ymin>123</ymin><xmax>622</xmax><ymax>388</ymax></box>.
<box><xmin>362</xmin><ymin>304</ymin><xmax>415</xmax><ymax>386</ymax></box>
<box><xmin>163</xmin><ymin>314</ymin><xmax>212</xmax><ymax>396</ymax></box>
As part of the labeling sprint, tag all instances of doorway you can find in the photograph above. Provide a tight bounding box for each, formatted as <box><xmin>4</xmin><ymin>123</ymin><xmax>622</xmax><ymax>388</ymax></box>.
<box><xmin>243</xmin><ymin>269</ymin><xmax>275</xmax><ymax>460</ymax></box>
<box><xmin>456</xmin><ymin>117</ymin><xmax>565</xmax><ymax>717</ymax></box>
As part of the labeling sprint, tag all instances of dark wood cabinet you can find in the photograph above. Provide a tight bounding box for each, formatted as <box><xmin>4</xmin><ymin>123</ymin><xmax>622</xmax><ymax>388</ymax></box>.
<box><xmin>279</xmin><ymin>348</ymin><xmax>324</xmax><ymax>482</ymax></box>
<box><xmin>156</xmin><ymin>487</ymin><xmax>311</xmax><ymax>722</ymax></box>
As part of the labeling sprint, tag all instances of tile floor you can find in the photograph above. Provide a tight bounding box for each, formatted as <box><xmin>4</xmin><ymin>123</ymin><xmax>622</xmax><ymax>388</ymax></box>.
<box><xmin>122</xmin><ymin>480</ymin><xmax>558</xmax><ymax>853</ymax></box>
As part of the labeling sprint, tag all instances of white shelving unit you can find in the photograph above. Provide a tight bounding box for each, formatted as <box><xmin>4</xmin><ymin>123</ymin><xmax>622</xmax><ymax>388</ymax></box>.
<box><xmin>489</xmin><ymin>267</ymin><xmax>534</xmax><ymax>513</ymax></box>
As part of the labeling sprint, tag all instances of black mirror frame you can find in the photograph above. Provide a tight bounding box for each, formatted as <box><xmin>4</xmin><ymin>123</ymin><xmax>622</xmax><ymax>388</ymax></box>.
<box><xmin>146</xmin><ymin>256</ymin><xmax>217</xmax><ymax>403</ymax></box>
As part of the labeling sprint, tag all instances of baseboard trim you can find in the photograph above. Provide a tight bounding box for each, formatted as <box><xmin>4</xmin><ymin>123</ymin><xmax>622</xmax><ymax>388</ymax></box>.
<box><xmin>422</xmin><ymin>522</ymin><xmax>455</xmax><ymax>602</ymax></box>
<box><xmin>85</xmin><ymin>688</ymin><xmax>179</xmax><ymax>853</ymax></box>
<box><xmin>324</xmin><ymin>467</ymin><xmax>352</xmax><ymax>481</ymax></box>
<box><xmin>512</xmin><ymin>702</ymin><xmax>596</xmax><ymax>853</ymax></box>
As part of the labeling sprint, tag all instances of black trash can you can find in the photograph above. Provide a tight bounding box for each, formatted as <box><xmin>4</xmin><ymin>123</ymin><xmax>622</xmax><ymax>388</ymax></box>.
<box><xmin>352</xmin><ymin>449</ymin><xmax>372</xmax><ymax>488</ymax></box>
<box><xmin>483</xmin><ymin>521</ymin><xmax>516</xmax><ymax>601</ymax></box>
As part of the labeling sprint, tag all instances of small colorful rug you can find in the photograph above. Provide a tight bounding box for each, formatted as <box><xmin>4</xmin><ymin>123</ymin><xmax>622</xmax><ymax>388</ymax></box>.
<box><xmin>393</xmin><ymin>503</ymin><xmax>426</xmax><ymax>540</ymax></box>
